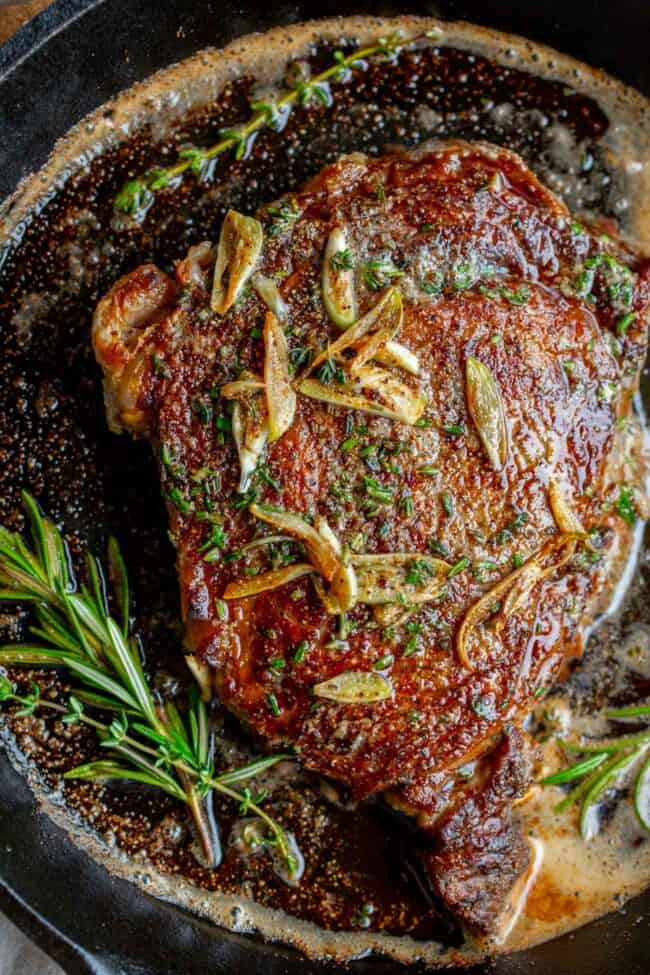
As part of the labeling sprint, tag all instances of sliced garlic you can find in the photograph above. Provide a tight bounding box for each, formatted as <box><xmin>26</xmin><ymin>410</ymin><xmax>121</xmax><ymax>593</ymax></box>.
<box><xmin>249</xmin><ymin>503</ymin><xmax>340</xmax><ymax>581</ymax></box>
<box><xmin>313</xmin><ymin>670</ymin><xmax>392</xmax><ymax>703</ymax></box>
<box><xmin>329</xmin><ymin>562</ymin><xmax>358</xmax><ymax>612</ymax></box>
<box><xmin>264</xmin><ymin>312</ymin><xmax>296</xmax><ymax>442</ymax></box>
<box><xmin>354</xmin><ymin>366</ymin><xmax>426</xmax><ymax>425</ymax></box>
<box><xmin>299</xmin><ymin>372</ymin><xmax>425</xmax><ymax>425</ymax></box>
<box><xmin>456</xmin><ymin>534</ymin><xmax>577</xmax><ymax>668</ymax></box>
<box><xmin>549</xmin><ymin>480</ymin><xmax>589</xmax><ymax>539</ymax></box>
<box><xmin>211</xmin><ymin>210</ymin><xmax>263</xmax><ymax>315</ymax></box>
<box><xmin>322</xmin><ymin>226</ymin><xmax>357</xmax><ymax>328</ymax></box>
<box><xmin>223</xmin><ymin>563</ymin><xmax>313</xmax><ymax>600</ymax></box>
<box><xmin>232</xmin><ymin>395</ymin><xmax>268</xmax><ymax>493</ymax></box>
<box><xmin>466</xmin><ymin>356</ymin><xmax>509</xmax><ymax>471</ymax></box>
<box><xmin>352</xmin><ymin>553</ymin><xmax>450</xmax><ymax>606</ymax></box>
<box><xmin>376</xmin><ymin>340</ymin><xmax>420</xmax><ymax>375</ymax></box>
<box><xmin>252</xmin><ymin>273</ymin><xmax>288</xmax><ymax>320</ymax></box>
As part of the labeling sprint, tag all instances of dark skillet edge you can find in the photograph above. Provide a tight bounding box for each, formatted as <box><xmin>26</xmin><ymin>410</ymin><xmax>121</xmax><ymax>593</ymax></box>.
<box><xmin>1</xmin><ymin>731</ymin><xmax>649</xmax><ymax>975</ymax></box>
<box><xmin>0</xmin><ymin>0</ymin><xmax>102</xmax><ymax>79</ymax></box>
<box><xmin>0</xmin><ymin>886</ymin><xmax>88</xmax><ymax>975</ymax></box>
<box><xmin>0</xmin><ymin>1</ymin><xmax>649</xmax><ymax>973</ymax></box>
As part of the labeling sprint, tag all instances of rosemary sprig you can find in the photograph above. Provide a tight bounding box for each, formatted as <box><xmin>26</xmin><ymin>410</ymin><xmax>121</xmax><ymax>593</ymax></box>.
<box><xmin>113</xmin><ymin>32</ymin><xmax>411</xmax><ymax>220</ymax></box>
<box><xmin>0</xmin><ymin>493</ymin><xmax>297</xmax><ymax>877</ymax></box>
<box><xmin>540</xmin><ymin>703</ymin><xmax>650</xmax><ymax>838</ymax></box>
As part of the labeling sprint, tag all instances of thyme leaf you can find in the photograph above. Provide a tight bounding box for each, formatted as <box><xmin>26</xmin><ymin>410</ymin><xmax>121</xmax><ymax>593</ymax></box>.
<box><xmin>113</xmin><ymin>34</ymin><xmax>424</xmax><ymax>219</ymax></box>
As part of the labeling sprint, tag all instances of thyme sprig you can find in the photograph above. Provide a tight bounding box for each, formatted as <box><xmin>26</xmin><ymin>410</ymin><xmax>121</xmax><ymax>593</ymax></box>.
<box><xmin>0</xmin><ymin>493</ymin><xmax>296</xmax><ymax>876</ymax></box>
<box><xmin>540</xmin><ymin>703</ymin><xmax>650</xmax><ymax>839</ymax></box>
<box><xmin>113</xmin><ymin>32</ymin><xmax>410</xmax><ymax>220</ymax></box>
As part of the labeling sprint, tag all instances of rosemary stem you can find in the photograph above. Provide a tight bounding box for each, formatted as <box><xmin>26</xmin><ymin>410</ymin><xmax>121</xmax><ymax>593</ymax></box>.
<box><xmin>15</xmin><ymin>695</ymin><xmax>164</xmax><ymax>761</ymax></box>
<box><xmin>157</xmin><ymin>704</ymin><xmax>218</xmax><ymax>867</ymax></box>
<box><xmin>206</xmin><ymin>777</ymin><xmax>292</xmax><ymax>868</ymax></box>
<box><xmin>13</xmin><ymin>692</ymin><xmax>288</xmax><ymax>863</ymax></box>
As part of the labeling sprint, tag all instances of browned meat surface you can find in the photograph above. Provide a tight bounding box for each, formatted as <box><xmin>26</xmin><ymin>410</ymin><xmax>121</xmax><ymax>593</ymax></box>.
<box><xmin>419</xmin><ymin>728</ymin><xmax>533</xmax><ymax>931</ymax></box>
<box><xmin>92</xmin><ymin>142</ymin><xmax>650</xmax><ymax>931</ymax></box>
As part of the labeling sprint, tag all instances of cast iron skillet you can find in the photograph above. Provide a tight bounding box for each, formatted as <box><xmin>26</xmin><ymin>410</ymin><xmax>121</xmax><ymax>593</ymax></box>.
<box><xmin>0</xmin><ymin>2</ymin><xmax>649</xmax><ymax>973</ymax></box>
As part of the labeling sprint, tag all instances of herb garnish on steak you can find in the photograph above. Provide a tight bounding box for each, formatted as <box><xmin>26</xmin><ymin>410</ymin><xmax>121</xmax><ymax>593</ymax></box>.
<box><xmin>93</xmin><ymin>142</ymin><xmax>650</xmax><ymax>931</ymax></box>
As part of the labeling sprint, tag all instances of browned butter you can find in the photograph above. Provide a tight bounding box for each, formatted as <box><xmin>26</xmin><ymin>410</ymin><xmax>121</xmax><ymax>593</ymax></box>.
<box><xmin>2</xmin><ymin>13</ymin><xmax>650</xmax><ymax>968</ymax></box>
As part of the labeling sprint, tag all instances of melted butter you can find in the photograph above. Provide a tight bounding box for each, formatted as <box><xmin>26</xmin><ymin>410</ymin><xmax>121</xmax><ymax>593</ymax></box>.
<box><xmin>504</xmin><ymin>695</ymin><xmax>650</xmax><ymax>952</ymax></box>
<box><xmin>1</xmin><ymin>12</ymin><xmax>650</xmax><ymax>968</ymax></box>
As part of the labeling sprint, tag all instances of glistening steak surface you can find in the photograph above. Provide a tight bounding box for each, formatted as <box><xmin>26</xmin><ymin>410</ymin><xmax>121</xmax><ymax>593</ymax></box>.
<box><xmin>93</xmin><ymin>143</ymin><xmax>650</xmax><ymax>931</ymax></box>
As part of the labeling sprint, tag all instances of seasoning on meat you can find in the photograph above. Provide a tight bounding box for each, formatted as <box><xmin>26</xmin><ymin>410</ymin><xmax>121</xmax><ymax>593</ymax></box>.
<box><xmin>92</xmin><ymin>141</ymin><xmax>650</xmax><ymax>932</ymax></box>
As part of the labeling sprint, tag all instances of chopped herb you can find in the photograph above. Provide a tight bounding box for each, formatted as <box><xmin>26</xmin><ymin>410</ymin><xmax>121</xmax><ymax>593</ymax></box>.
<box><xmin>408</xmin><ymin>710</ymin><xmax>423</xmax><ymax>723</ymax></box>
<box><xmin>329</xmin><ymin>480</ymin><xmax>354</xmax><ymax>503</ymax></box>
<box><xmin>293</xmin><ymin>641</ymin><xmax>308</xmax><ymax>663</ymax></box>
<box><xmin>215</xmin><ymin>598</ymin><xmax>228</xmax><ymax>621</ymax></box>
<box><xmin>223</xmin><ymin>550</ymin><xmax>242</xmax><ymax>563</ymax></box>
<box><xmin>373</xmin><ymin>653</ymin><xmax>394</xmax><ymax>670</ymax></box>
<box><xmin>325</xmin><ymin>637</ymin><xmax>350</xmax><ymax>652</ymax></box>
<box><xmin>616</xmin><ymin>312</ymin><xmax>637</xmax><ymax>337</ymax></box>
<box><xmin>429</xmin><ymin>538</ymin><xmax>449</xmax><ymax>557</ymax></box>
<box><xmin>161</xmin><ymin>443</ymin><xmax>186</xmax><ymax>480</ymax></box>
<box><xmin>363</xmin><ymin>477</ymin><xmax>394</xmax><ymax>504</ymax></box>
<box><xmin>474</xmin><ymin>559</ymin><xmax>497</xmax><ymax>580</ymax></box>
<box><xmin>441</xmin><ymin>491</ymin><xmax>454</xmax><ymax>517</ymax></box>
<box><xmin>480</xmin><ymin>284</ymin><xmax>529</xmax><ymax>305</ymax></box>
<box><xmin>168</xmin><ymin>487</ymin><xmax>194</xmax><ymax>514</ymax></box>
<box><xmin>289</xmin><ymin>346</ymin><xmax>312</xmax><ymax>372</ymax></box>
<box><xmin>403</xmin><ymin>635</ymin><xmax>419</xmax><ymax>657</ymax></box>
<box><xmin>472</xmin><ymin>695</ymin><xmax>496</xmax><ymax>720</ymax></box>
<box><xmin>450</xmin><ymin>262</ymin><xmax>475</xmax><ymax>291</ymax></box>
<box><xmin>448</xmin><ymin>556</ymin><xmax>470</xmax><ymax>578</ymax></box>
<box><xmin>440</xmin><ymin>422</ymin><xmax>465</xmax><ymax>437</ymax></box>
<box><xmin>417</xmin><ymin>465</ymin><xmax>438</xmax><ymax>477</ymax></box>
<box><xmin>414</xmin><ymin>417</ymin><xmax>433</xmax><ymax>428</ymax></box>
<box><xmin>399</xmin><ymin>494</ymin><xmax>414</xmax><ymax>517</ymax></box>
<box><xmin>497</xmin><ymin>509</ymin><xmax>529</xmax><ymax>544</ymax></box>
<box><xmin>374</xmin><ymin>179</ymin><xmax>387</xmax><ymax>202</ymax></box>
<box><xmin>257</xmin><ymin>465</ymin><xmax>282</xmax><ymax>493</ymax></box>
<box><xmin>215</xmin><ymin>415</ymin><xmax>232</xmax><ymax>432</ymax></box>
<box><xmin>331</xmin><ymin>248</ymin><xmax>355</xmax><ymax>272</ymax></box>
<box><xmin>512</xmin><ymin>552</ymin><xmax>524</xmax><ymax>569</ymax></box>
<box><xmin>340</xmin><ymin>436</ymin><xmax>359</xmax><ymax>452</ymax></box>
<box><xmin>598</xmin><ymin>380</ymin><xmax>618</xmax><ymax>404</ymax></box>
<box><xmin>615</xmin><ymin>485</ymin><xmax>636</xmax><ymax>525</ymax></box>
<box><xmin>360</xmin><ymin>260</ymin><xmax>404</xmax><ymax>291</ymax></box>
<box><xmin>152</xmin><ymin>353</ymin><xmax>169</xmax><ymax>378</ymax></box>
<box><xmin>405</xmin><ymin>560</ymin><xmax>434</xmax><ymax>586</ymax></box>
<box><xmin>269</xmin><ymin>657</ymin><xmax>286</xmax><ymax>673</ymax></box>
<box><xmin>317</xmin><ymin>356</ymin><xmax>346</xmax><ymax>385</ymax></box>
<box><xmin>199</xmin><ymin>524</ymin><xmax>227</xmax><ymax>561</ymax></box>
<box><xmin>266</xmin><ymin>200</ymin><xmax>300</xmax><ymax>238</ymax></box>
<box><xmin>421</xmin><ymin>272</ymin><xmax>445</xmax><ymax>294</ymax></box>
<box><xmin>267</xmin><ymin>693</ymin><xmax>282</xmax><ymax>716</ymax></box>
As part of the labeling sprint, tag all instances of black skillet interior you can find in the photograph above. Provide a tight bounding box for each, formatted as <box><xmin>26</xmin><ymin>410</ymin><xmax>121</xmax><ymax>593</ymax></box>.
<box><xmin>0</xmin><ymin>2</ymin><xmax>649</xmax><ymax>973</ymax></box>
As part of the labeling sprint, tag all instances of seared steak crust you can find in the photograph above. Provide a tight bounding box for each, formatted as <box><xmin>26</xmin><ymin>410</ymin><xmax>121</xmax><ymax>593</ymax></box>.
<box><xmin>93</xmin><ymin>142</ymin><xmax>650</xmax><ymax>930</ymax></box>
<box><xmin>420</xmin><ymin>728</ymin><xmax>533</xmax><ymax>932</ymax></box>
